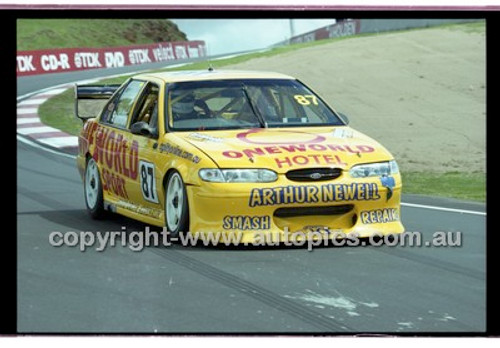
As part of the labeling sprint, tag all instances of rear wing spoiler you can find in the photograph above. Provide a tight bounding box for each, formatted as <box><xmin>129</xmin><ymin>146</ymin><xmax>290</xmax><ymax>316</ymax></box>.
<box><xmin>74</xmin><ymin>84</ymin><xmax>122</xmax><ymax>121</ymax></box>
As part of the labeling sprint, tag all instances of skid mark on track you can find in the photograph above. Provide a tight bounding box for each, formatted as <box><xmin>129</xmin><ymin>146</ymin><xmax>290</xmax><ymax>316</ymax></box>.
<box><xmin>373</xmin><ymin>247</ymin><xmax>485</xmax><ymax>281</ymax></box>
<box><xmin>150</xmin><ymin>247</ymin><xmax>353</xmax><ymax>332</ymax></box>
<box><xmin>18</xmin><ymin>165</ymin><xmax>81</xmax><ymax>185</ymax></box>
<box><xmin>18</xmin><ymin>186</ymin><xmax>72</xmax><ymax>211</ymax></box>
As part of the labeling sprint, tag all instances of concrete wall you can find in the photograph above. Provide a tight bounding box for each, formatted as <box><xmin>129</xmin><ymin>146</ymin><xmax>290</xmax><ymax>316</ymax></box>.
<box><xmin>359</xmin><ymin>19</ymin><xmax>480</xmax><ymax>34</ymax></box>
<box><xmin>274</xmin><ymin>18</ymin><xmax>482</xmax><ymax>47</ymax></box>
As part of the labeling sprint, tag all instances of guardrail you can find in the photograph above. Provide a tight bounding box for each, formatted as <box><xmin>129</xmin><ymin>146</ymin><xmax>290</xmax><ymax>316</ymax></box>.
<box><xmin>17</xmin><ymin>40</ymin><xmax>206</xmax><ymax>76</ymax></box>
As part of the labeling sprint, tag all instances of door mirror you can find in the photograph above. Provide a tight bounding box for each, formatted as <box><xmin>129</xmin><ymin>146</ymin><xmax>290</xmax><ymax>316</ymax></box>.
<box><xmin>130</xmin><ymin>122</ymin><xmax>157</xmax><ymax>137</ymax></box>
<box><xmin>338</xmin><ymin>112</ymin><xmax>350</xmax><ymax>125</ymax></box>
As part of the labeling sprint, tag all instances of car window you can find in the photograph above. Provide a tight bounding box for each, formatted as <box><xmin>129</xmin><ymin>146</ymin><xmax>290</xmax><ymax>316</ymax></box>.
<box><xmin>99</xmin><ymin>86</ymin><xmax>124</xmax><ymax>124</ymax></box>
<box><xmin>129</xmin><ymin>82</ymin><xmax>160</xmax><ymax>130</ymax></box>
<box><xmin>105</xmin><ymin>80</ymin><xmax>145</xmax><ymax>128</ymax></box>
<box><xmin>166</xmin><ymin>79</ymin><xmax>343</xmax><ymax>131</ymax></box>
<box><xmin>148</xmin><ymin>102</ymin><xmax>159</xmax><ymax>131</ymax></box>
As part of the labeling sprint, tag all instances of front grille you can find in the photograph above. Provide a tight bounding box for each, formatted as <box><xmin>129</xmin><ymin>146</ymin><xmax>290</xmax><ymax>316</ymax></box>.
<box><xmin>274</xmin><ymin>204</ymin><xmax>354</xmax><ymax>218</ymax></box>
<box><xmin>286</xmin><ymin>167</ymin><xmax>342</xmax><ymax>182</ymax></box>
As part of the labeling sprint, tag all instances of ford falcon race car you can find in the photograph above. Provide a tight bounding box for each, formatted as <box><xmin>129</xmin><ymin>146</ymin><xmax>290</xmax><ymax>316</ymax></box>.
<box><xmin>75</xmin><ymin>69</ymin><xmax>404</xmax><ymax>244</ymax></box>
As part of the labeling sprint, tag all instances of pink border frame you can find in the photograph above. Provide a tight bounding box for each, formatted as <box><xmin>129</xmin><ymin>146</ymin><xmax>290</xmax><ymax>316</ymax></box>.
<box><xmin>4</xmin><ymin>4</ymin><xmax>500</xmax><ymax>10</ymax></box>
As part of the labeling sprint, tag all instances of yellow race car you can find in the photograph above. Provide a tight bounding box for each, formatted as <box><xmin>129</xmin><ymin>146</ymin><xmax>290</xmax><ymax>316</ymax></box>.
<box><xmin>75</xmin><ymin>69</ymin><xmax>404</xmax><ymax>244</ymax></box>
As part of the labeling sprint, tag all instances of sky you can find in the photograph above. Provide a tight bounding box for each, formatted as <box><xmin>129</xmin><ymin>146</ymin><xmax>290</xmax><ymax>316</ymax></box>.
<box><xmin>171</xmin><ymin>19</ymin><xmax>338</xmax><ymax>56</ymax></box>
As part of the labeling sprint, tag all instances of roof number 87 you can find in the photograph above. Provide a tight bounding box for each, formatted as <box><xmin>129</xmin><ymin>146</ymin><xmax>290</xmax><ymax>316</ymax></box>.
<box><xmin>294</xmin><ymin>94</ymin><xmax>318</xmax><ymax>106</ymax></box>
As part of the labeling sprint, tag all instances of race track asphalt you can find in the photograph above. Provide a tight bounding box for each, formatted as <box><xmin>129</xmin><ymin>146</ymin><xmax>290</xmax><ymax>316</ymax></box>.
<box><xmin>16</xmin><ymin>66</ymin><xmax>487</xmax><ymax>334</ymax></box>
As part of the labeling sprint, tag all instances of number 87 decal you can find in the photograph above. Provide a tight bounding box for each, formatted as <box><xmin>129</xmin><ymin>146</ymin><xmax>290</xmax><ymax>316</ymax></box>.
<box><xmin>139</xmin><ymin>160</ymin><xmax>159</xmax><ymax>203</ymax></box>
<box><xmin>294</xmin><ymin>94</ymin><xmax>318</xmax><ymax>106</ymax></box>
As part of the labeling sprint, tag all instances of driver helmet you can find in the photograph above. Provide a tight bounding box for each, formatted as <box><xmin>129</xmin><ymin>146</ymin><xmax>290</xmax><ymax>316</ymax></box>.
<box><xmin>171</xmin><ymin>90</ymin><xmax>195</xmax><ymax>117</ymax></box>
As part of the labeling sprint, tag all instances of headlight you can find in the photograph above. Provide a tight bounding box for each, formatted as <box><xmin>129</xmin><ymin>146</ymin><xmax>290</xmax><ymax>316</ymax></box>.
<box><xmin>199</xmin><ymin>169</ymin><xmax>278</xmax><ymax>183</ymax></box>
<box><xmin>349</xmin><ymin>160</ymin><xmax>399</xmax><ymax>178</ymax></box>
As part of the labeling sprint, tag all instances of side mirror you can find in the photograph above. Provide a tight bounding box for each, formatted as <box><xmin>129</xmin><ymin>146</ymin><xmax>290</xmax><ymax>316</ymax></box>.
<box><xmin>338</xmin><ymin>112</ymin><xmax>350</xmax><ymax>125</ymax></box>
<box><xmin>130</xmin><ymin>122</ymin><xmax>157</xmax><ymax>137</ymax></box>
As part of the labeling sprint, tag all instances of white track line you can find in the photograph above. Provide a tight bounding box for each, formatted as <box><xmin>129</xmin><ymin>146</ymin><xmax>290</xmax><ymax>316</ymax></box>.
<box><xmin>213</xmin><ymin>53</ymin><xmax>245</xmax><ymax>60</ymax></box>
<box><xmin>17</xmin><ymin>134</ymin><xmax>76</xmax><ymax>160</ymax></box>
<box><xmin>17</xmin><ymin>98</ymin><xmax>48</xmax><ymax>106</ymax></box>
<box><xmin>163</xmin><ymin>63</ymin><xmax>189</xmax><ymax>69</ymax></box>
<box><xmin>401</xmin><ymin>202</ymin><xmax>486</xmax><ymax>216</ymax></box>
<box><xmin>39</xmin><ymin>88</ymin><xmax>69</xmax><ymax>95</ymax></box>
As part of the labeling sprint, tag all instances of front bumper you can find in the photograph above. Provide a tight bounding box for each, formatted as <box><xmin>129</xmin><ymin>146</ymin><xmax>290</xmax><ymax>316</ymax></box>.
<box><xmin>187</xmin><ymin>174</ymin><xmax>405</xmax><ymax>244</ymax></box>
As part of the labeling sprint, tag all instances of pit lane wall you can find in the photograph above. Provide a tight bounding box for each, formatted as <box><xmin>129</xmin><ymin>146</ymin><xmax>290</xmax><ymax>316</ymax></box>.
<box><xmin>16</xmin><ymin>40</ymin><xmax>206</xmax><ymax>76</ymax></box>
<box><xmin>278</xmin><ymin>19</ymin><xmax>479</xmax><ymax>46</ymax></box>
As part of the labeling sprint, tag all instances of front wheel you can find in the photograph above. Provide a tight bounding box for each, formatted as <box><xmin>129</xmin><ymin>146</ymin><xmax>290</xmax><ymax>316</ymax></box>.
<box><xmin>165</xmin><ymin>171</ymin><xmax>189</xmax><ymax>238</ymax></box>
<box><xmin>84</xmin><ymin>157</ymin><xmax>106</xmax><ymax>219</ymax></box>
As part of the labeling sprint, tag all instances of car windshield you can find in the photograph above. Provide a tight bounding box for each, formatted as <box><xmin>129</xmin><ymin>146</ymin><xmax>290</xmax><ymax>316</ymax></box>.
<box><xmin>166</xmin><ymin>79</ymin><xmax>344</xmax><ymax>131</ymax></box>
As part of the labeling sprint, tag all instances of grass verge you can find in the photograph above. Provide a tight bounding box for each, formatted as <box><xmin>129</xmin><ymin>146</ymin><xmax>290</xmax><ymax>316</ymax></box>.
<box><xmin>16</xmin><ymin>19</ymin><xmax>187</xmax><ymax>51</ymax></box>
<box><xmin>402</xmin><ymin>172</ymin><xmax>486</xmax><ymax>202</ymax></box>
<box><xmin>37</xmin><ymin>88</ymin><xmax>82</xmax><ymax>137</ymax></box>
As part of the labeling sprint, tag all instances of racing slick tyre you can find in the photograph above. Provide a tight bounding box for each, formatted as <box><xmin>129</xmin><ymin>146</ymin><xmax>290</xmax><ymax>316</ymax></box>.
<box><xmin>165</xmin><ymin>170</ymin><xmax>190</xmax><ymax>239</ymax></box>
<box><xmin>84</xmin><ymin>157</ymin><xmax>106</xmax><ymax>219</ymax></box>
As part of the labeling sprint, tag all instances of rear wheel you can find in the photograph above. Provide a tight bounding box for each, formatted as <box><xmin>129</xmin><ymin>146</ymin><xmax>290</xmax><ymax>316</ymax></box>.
<box><xmin>84</xmin><ymin>157</ymin><xmax>106</xmax><ymax>219</ymax></box>
<box><xmin>165</xmin><ymin>171</ymin><xmax>189</xmax><ymax>238</ymax></box>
